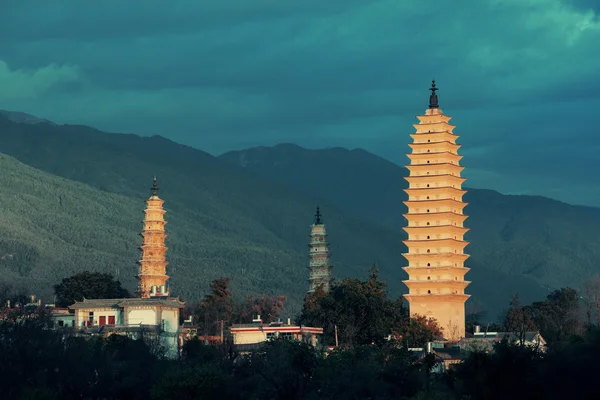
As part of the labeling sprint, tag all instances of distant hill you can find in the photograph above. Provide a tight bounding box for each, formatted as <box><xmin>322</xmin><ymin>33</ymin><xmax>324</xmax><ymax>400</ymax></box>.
<box><xmin>0</xmin><ymin>110</ymin><xmax>55</xmax><ymax>125</ymax></box>
<box><xmin>220</xmin><ymin>144</ymin><xmax>600</xmax><ymax>315</ymax></box>
<box><xmin>0</xmin><ymin>115</ymin><xmax>409</xmax><ymax>313</ymax></box>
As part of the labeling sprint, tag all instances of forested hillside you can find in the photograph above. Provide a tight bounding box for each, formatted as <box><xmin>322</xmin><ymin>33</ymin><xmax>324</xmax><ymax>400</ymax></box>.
<box><xmin>0</xmin><ymin>115</ymin><xmax>407</xmax><ymax>312</ymax></box>
<box><xmin>221</xmin><ymin>144</ymin><xmax>600</xmax><ymax>311</ymax></box>
<box><xmin>3</xmin><ymin>114</ymin><xmax>595</xmax><ymax>318</ymax></box>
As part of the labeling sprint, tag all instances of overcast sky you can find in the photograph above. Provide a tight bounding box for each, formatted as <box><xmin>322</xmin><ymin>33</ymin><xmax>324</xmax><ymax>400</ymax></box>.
<box><xmin>1</xmin><ymin>0</ymin><xmax>599</xmax><ymax>206</ymax></box>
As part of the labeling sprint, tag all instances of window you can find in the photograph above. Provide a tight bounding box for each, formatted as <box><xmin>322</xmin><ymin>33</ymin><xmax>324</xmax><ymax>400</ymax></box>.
<box><xmin>427</xmin><ymin>184</ymin><xmax>430</xmax><ymax>187</ymax></box>
<box><xmin>426</xmin><ymin>196</ymin><xmax>429</xmax><ymax>199</ymax></box>
<box><xmin>427</xmin><ymin>249</ymin><xmax>430</xmax><ymax>253</ymax></box>
<box><xmin>427</xmin><ymin>276</ymin><xmax>430</xmax><ymax>280</ymax></box>
<box><xmin>281</xmin><ymin>332</ymin><xmax>294</xmax><ymax>340</ymax></box>
<box><xmin>427</xmin><ymin>160</ymin><xmax>430</xmax><ymax>163</ymax></box>
<box><xmin>427</xmin><ymin>209</ymin><xmax>430</xmax><ymax>212</ymax></box>
<box><xmin>427</xmin><ymin>236</ymin><xmax>430</xmax><ymax>239</ymax></box>
<box><xmin>426</xmin><ymin>222</ymin><xmax>430</xmax><ymax>225</ymax></box>
<box><xmin>427</xmin><ymin>263</ymin><xmax>430</xmax><ymax>266</ymax></box>
<box><xmin>266</xmin><ymin>332</ymin><xmax>276</xmax><ymax>340</ymax></box>
<box><xmin>427</xmin><ymin>290</ymin><xmax>431</xmax><ymax>294</ymax></box>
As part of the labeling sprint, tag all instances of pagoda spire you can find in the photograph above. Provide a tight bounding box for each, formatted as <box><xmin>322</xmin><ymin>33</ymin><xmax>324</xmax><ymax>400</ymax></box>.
<box><xmin>152</xmin><ymin>176</ymin><xmax>158</xmax><ymax>196</ymax></box>
<box><xmin>429</xmin><ymin>79</ymin><xmax>439</xmax><ymax>109</ymax></box>
<box><xmin>308</xmin><ymin>206</ymin><xmax>332</xmax><ymax>293</ymax></box>
<box><xmin>137</xmin><ymin>176</ymin><xmax>170</xmax><ymax>298</ymax></box>
<box><xmin>401</xmin><ymin>81</ymin><xmax>470</xmax><ymax>341</ymax></box>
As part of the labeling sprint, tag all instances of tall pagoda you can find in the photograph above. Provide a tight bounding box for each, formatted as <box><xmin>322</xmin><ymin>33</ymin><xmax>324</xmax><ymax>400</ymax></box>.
<box><xmin>137</xmin><ymin>177</ymin><xmax>170</xmax><ymax>298</ymax></box>
<box><xmin>308</xmin><ymin>206</ymin><xmax>333</xmax><ymax>293</ymax></box>
<box><xmin>402</xmin><ymin>80</ymin><xmax>470</xmax><ymax>340</ymax></box>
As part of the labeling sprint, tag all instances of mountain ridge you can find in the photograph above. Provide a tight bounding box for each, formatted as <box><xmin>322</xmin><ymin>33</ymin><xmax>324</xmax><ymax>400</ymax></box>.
<box><xmin>1</xmin><ymin>112</ymin><xmax>589</xmax><ymax>318</ymax></box>
<box><xmin>0</xmin><ymin>114</ymin><xmax>413</xmax><ymax>313</ymax></box>
<box><xmin>219</xmin><ymin>144</ymin><xmax>600</xmax><ymax>306</ymax></box>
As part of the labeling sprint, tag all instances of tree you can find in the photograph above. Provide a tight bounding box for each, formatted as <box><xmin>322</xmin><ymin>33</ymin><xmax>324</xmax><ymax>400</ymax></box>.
<box><xmin>453</xmin><ymin>339</ymin><xmax>544</xmax><ymax>400</ymax></box>
<box><xmin>194</xmin><ymin>278</ymin><xmax>234</xmax><ymax>337</ymax></box>
<box><xmin>530</xmin><ymin>288</ymin><xmax>583</xmax><ymax>346</ymax></box>
<box><xmin>503</xmin><ymin>289</ymin><xmax>584</xmax><ymax>347</ymax></box>
<box><xmin>391</xmin><ymin>314</ymin><xmax>443</xmax><ymax>347</ymax></box>
<box><xmin>53</xmin><ymin>271</ymin><xmax>131</xmax><ymax>307</ymax></box>
<box><xmin>582</xmin><ymin>275</ymin><xmax>600</xmax><ymax>327</ymax></box>
<box><xmin>299</xmin><ymin>265</ymin><xmax>402</xmax><ymax>347</ymax></box>
<box><xmin>310</xmin><ymin>345</ymin><xmax>426</xmax><ymax>399</ymax></box>
<box><xmin>503</xmin><ymin>295</ymin><xmax>537</xmax><ymax>345</ymax></box>
<box><xmin>233</xmin><ymin>295</ymin><xmax>286</xmax><ymax>324</ymax></box>
<box><xmin>237</xmin><ymin>339</ymin><xmax>318</xmax><ymax>400</ymax></box>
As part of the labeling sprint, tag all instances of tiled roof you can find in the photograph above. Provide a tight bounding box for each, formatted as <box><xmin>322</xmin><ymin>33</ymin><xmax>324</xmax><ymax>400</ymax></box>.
<box><xmin>69</xmin><ymin>297</ymin><xmax>185</xmax><ymax>309</ymax></box>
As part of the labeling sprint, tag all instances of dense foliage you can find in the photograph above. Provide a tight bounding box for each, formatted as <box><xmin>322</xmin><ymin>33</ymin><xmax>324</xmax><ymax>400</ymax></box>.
<box><xmin>53</xmin><ymin>271</ymin><xmax>131</xmax><ymax>307</ymax></box>
<box><xmin>3</xmin><ymin>309</ymin><xmax>600</xmax><ymax>400</ymax></box>
<box><xmin>300</xmin><ymin>268</ymin><xmax>442</xmax><ymax>347</ymax></box>
<box><xmin>3</xmin><ymin>276</ymin><xmax>600</xmax><ymax>399</ymax></box>
<box><xmin>501</xmin><ymin>288</ymin><xmax>587</xmax><ymax>348</ymax></box>
<box><xmin>192</xmin><ymin>278</ymin><xmax>288</xmax><ymax>336</ymax></box>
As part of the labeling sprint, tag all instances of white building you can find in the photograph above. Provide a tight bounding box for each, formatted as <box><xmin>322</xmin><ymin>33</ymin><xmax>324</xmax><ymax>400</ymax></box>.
<box><xmin>69</xmin><ymin>297</ymin><xmax>184</xmax><ymax>357</ymax></box>
<box><xmin>458</xmin><ymin>330</ymin><xmax>547</xmax><ymax>353</ymax></box>
<box><xmin>230</xmin><ymin>316</ymin><xmax>323</xmax><ymax>350</ymax></box>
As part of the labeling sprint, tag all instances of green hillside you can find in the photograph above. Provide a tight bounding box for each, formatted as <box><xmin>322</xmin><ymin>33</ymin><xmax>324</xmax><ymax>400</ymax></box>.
<box><xmin>3</xmin><ymin>113</ymin><xmax>593</xmax><ymax>319</ymax></box>
<box><xmin>0</xmin><ymin>116</ymin><xmax>409</xmax><ymax>312</ymax></box>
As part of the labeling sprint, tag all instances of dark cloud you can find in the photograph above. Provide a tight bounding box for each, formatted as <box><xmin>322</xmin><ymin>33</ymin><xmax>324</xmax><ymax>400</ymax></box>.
<box><xmin>0</xmin><ymin>0</ymin><xmax>599</xmax><ymax>206</ymax></box>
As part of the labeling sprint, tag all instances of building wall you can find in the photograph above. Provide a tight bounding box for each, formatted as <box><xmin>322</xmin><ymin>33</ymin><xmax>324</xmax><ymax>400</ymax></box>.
<box><xmin>161</xmin><ymin>309</ymin><xmax>179</xmax><ymax>332</ymax></box>
<box><xmin>409</xmin><ymin>299</ymin><xmax>465</xmax><ymax>340</ymax></box>
<box><xmin>75</xmin><ymin>309</ymin><xmax>122</xmax><ymax>327</ymax></box>
<box><xmin>127</xmin><ymin>308</ymin><xmax>157</xmax><ymax>326</ymax></box>
<box><xmin>231</xmin><ymin>328</ymin><xmax>321</xmax><ymax>345</ymax></box>
<box><xmin>233</xmin><ymin>330</ymin><xmax>269</xmax><ymax>344</ymax></box>
<box><xmin>53</xmin><ymin>314</ymin><xmax>75</xmax><ymax>327</ymax></box>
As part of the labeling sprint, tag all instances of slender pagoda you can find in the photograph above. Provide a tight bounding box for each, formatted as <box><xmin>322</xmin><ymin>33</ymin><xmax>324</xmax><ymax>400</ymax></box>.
<box><xmin>137</xmin><ymin>177</ymin><xmax>170</xmax><ymax>298</ymax></box>
<box><xmin>402</xmin><ymin>80</ymin><xmax>470</xmax><ymax>340</ymax></box>
<box><xmin>308</xmin><ymin>206</ymin><xmax>333</xmax><ymax>293</ymax></box>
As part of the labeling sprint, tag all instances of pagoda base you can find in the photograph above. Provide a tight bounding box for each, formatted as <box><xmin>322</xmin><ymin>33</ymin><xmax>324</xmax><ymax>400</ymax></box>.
<box><xmin>403</xmin><ymin>293</ymin><xmax>469</xmax><ymax>341</ymax></box>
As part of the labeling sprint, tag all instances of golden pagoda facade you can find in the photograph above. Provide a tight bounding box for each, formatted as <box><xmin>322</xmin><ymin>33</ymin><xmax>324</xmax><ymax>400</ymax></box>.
<box><xmin>308</xmin><ymin>206</ymin><xmax>333</xmax><ymax>293</ymax></box>
<box><xmin>137</xmin><ymin>177</ymin><xmax>170</xmax><ymax>298</ymax></box>
<box><xmin>402</xmin><ymin>80</ymin><xmax>470</xmax><ymax>340</ymax></box>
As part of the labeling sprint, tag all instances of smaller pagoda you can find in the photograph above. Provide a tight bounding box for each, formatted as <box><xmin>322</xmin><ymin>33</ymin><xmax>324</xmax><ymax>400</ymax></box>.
<box><xmin>308</xmin><ymin>206</ymin><xmax>333</xmax><ymax>293</ymax></box>
<box><xmin>137</xmin><ymin>177</ymin><xmax>170</xmax><ymax>298</ymax></box>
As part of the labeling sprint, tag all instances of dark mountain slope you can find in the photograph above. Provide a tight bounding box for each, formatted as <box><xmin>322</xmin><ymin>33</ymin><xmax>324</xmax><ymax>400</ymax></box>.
<box><xmin>220</xmin><ymin>144</ymin><xmax>600</xmax><ymax>313</ymax></box>
<box><xmin>0</xmin><ymin>116</ymin><xmax>407</xmax><ymax>311</ymax></box>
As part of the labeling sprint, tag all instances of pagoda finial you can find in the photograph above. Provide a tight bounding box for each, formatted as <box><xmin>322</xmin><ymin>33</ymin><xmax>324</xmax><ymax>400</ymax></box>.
<box><xmin>151</xmin><ymin>176</ymin><xmax>158</xmax><ymax>196</ymax></box>
<box><xmin>429</xmin><ymin>79</ymin><xmax>439</xmax><ymax>109</ymax></box>
<box><xmin>314</xmin><ymin>205</ymin><xmax>322</xmax><ymax>225</ymax></box>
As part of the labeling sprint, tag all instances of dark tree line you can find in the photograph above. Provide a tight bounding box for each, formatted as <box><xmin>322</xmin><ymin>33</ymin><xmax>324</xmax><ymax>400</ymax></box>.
<box><xmin>53</xmin><ymin>271</ymin><xmax>131</xmax><ymax>307</ymax></box>
<box><xmin>299</xmin><ymin>267</ymin><xmax>442</xmax><ymax>347</ymax></box>
<box><xmin>502</xmin><ymin>288</ymin><xmax>585</xmax><ymax>348</ymax></box>
<box><xmin>4</xmin><ymin>271</ymin><xmax>600</xmax><ymax>399</ymax></box>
